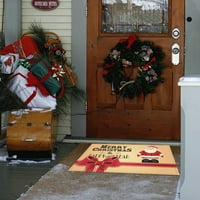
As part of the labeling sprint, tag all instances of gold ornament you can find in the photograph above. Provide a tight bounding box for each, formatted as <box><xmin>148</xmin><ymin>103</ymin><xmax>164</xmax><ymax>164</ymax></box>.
<box><xmin>52</xmin><ymin>65</ymin><xmax>65</xmax><ymax>80</ymax></box>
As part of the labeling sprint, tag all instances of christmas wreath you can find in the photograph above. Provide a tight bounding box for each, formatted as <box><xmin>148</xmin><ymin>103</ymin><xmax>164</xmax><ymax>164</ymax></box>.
<box><xmin>102</xmin><ymin>34</ymin><xmax>165</xmax><ymax>99</ymax></box>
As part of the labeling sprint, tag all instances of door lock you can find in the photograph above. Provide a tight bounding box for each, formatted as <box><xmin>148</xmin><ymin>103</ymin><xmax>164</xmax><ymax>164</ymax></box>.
<box><xmin>172</xmin><ymin>28</ymin><xmax>180</xmax><ymax>39</ymax></box>
<box><xmin>172</xmin><ymin>47</ymin><xmax>180</xmax><ymax>54</ymax></box>
<box><xmin>172</xmin><ymin>43</ymin><xmax>180</xmax><ymax>66</ymax></box>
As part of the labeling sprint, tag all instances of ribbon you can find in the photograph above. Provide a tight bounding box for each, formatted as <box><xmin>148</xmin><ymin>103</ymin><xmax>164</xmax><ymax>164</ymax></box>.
<box><xmin>8</xmin><ymin>72</ymin><xmax>38</xmax><ymax>105</ymax></box>
<box><xmin>75</xmin><ymin>156</ymin><xmax>177</xmax><ymax>173</ymax></box>
<box><xmin>76</xmin><ymin>156</ymin><xmax>121</xmax><ymax>172</ymax></box>
<box><xmin>119</xmin><ymin>34</ymin><xmax>138</xmax><ymax>50</ymax></box>
<box><xmin>24</xmin><ymin>90</ymin><xmax>37</xmax><ymax>105</ymax></box>
<box><xmin>142</xmin><ymin>56</ymin><xmax>157</xmax><ymax>70</ymax></box>
<box><xmin>26</xmin><ymin>72</ymin><xmax>50</xmax><ymax>96</ymax></box>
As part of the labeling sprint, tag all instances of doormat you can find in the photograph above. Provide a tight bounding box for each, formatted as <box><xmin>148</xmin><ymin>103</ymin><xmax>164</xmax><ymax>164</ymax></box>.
<box><xmin>68</xmin><ymin>144</ymin><xmax>179</xmax><ymax>175</ymax></box>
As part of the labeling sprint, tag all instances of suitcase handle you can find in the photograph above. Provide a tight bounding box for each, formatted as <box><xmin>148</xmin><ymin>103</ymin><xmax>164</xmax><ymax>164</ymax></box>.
<box><xmin>22</xmin><ymin>138</ymin><xmax>37</xmax><ymax>142</ymax></box>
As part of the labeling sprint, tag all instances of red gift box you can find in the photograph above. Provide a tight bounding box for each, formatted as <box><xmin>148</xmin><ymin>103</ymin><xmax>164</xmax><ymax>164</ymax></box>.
<box><xmin>0</xmin><ymin>36</ymin><xmax>40</xmax><ymax>59</ymax></box>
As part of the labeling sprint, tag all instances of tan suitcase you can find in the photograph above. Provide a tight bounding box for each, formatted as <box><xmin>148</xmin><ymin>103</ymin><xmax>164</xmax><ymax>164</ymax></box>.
<box><xmin>6</xmin><ymin>109</ymin><xmax>56</xmax><ymax>159</ymax></box>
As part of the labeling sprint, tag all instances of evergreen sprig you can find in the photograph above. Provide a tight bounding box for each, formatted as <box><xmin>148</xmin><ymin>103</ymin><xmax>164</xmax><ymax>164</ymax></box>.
<box><xmin>0</xmin><ymin>32</ymin><xmax>5</xmax><ymax>50</ymax></box>
<box><xmin>28</xmin><ymin>23</ymin><xmax>49</xmax><ymax>57</ymax></box>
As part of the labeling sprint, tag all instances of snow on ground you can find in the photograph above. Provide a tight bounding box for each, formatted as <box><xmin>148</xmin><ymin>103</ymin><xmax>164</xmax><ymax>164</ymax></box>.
<box><xmin>17</xmin><ymin>162</ymin><xmax>179</xmax><ymax>200</ymax></box>
<box><xmin>0</xmin><ymin>145</ymin><xmax>55</xmax><ymax>164</ymax></box>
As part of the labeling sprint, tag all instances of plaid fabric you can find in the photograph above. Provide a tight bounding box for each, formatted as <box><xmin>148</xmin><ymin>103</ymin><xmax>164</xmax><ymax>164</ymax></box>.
<box><xmin>0</xmin><ymin>36</ymin><xmax>40</xmax><ymax>59</ymax></box>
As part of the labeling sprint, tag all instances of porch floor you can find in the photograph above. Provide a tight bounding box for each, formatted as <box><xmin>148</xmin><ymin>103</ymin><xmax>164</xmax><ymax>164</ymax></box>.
<box><xmin>0</xmin><ymin>142</ymin><xmax>78</xmax><ymax>200</ymax></box>
<box><xmin>0</xmin><ymin>142</ymin><xmax>180</xmax><ymax>200</ymax></box>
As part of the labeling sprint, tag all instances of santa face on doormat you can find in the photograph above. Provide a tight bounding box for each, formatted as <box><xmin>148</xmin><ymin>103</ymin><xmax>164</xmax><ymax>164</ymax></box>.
<box><xmin>137</xmin><ymin>146</ymin><xmax>164</xmax><ymax>163</ymax></box>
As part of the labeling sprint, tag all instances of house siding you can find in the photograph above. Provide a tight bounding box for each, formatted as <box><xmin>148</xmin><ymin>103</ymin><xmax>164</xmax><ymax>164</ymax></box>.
<box><xmin>22</xmin><ymin>0</ymin><xmax>72</xmax><ymax>60</ymax></box>
<box><xmin>22</xmin><ymin>0</ymin><xmax>72</xmax><ymax>141</ymax></box>
<box><xmin>0</xmin><ymin>1</ymin><xmax>3</xmax><ymax>32</ymax></box>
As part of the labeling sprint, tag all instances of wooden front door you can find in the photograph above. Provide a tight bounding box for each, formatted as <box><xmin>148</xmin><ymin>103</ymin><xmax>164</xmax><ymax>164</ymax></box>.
<box><xmin>87</xmin><ymin>0</ymin><xmax>184</xmax><ymax>140</ymax></box>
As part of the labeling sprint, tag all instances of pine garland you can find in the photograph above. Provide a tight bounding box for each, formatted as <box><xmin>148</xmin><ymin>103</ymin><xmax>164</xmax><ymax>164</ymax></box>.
<box><xmin>28</xmin><ymin>23</ymin><xmax>49</xmax><ymax>57</ymax></box>
<box><xmin>0</xmin><ymin>32</ymin><xmax>5</xmax><ymax>50</ymax></box>
<box><xmin>0</xmin><ymin>75</ymin><xmax>26</xmax><ymax>113</ymax></box>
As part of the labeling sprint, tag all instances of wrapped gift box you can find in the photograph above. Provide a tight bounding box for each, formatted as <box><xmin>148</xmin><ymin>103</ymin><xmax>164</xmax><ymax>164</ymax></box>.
<box><xmin>30</xmin><ymin>59</ymin><xmax>62</xmax><ymax>96</ymax></box>
<box><xmin>7</xmin><ymin>66</ymin><xmax>57</xmax><ymax>109</ymax></box>
<box><xmin>0</xmin><ymin>53</ymin><xmax>19</xmax><ymax>74</ymax></box>
<box><xmin>6</xmin><ymin>108</ymin><xmax>57</xmax><ymax>158</ymax></box>
<box><xmin>0</xmin><ymin>36</ymin><xmax>40</xmax><ymax>59</ymax></box>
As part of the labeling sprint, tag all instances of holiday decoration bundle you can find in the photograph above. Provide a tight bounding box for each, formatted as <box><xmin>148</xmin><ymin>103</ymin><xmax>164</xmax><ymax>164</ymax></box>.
<box><xmin>0</xmin><ymin>24</ymin><xmax>84</xmax><ymax>113</ymax></box>
<box><xmin>102</xmin><ymin>34</ymin><xmax>165</xmax><ymax>99</ymax></box>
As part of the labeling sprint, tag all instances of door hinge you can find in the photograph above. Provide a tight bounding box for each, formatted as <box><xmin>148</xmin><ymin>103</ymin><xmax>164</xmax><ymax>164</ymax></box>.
<box><xmin>85</xmin><ymin>101</ymin><xmax>88</xmax><ymax>112</ymax></box>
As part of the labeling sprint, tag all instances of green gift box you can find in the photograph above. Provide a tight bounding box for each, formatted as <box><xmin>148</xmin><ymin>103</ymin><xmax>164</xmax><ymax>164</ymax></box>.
<box><xmin>30</xmin><ymin>59</ymin><xmax>61</xmax><ymax>96</ymax></box>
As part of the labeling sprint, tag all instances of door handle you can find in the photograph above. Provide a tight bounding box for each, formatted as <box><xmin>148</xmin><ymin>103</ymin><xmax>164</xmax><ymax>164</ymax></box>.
<box><xmin>22</xmin><ymin>138</ymin><xmax>37</xmax><ymax>142</ymax></box>
<box><xmin>171</xmin><ymin>43</ymin><xmax>180</xmax><ymax>66</ymax></box>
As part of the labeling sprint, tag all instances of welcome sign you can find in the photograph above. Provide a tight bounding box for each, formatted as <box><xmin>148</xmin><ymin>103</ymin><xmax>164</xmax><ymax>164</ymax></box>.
<box><xmin>69</xmin><ymin>144</ymin><xmax>179</xmax><ymax>175</ymax></box>
<box><xmin>32</xmin><ymin>0</ymin><xmax>59</xmax><ymax>10</ymax></box>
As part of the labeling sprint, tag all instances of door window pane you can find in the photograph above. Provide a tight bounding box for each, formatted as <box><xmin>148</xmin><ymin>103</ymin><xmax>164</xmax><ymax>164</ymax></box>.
<box><xmin>102</xmin><ymin>0</ymin><xmax>168</xmax><ymax>33</ymax></box>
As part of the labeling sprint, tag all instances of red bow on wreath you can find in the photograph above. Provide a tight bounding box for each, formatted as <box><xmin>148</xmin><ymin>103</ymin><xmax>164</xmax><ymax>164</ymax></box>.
<box><xmin>119</xmin><ymin>34</ymin><xmax>138</xmax><ymax>50</ymax></box>
<box><xmin>141</xmin><ymin>56</ymin><xmax>157</xmax><ymax>71</ymax></box>
<box><xmin>75</xmin><ymin>156</ymin><xmax>121</xmax><ymax>172</ymax></box>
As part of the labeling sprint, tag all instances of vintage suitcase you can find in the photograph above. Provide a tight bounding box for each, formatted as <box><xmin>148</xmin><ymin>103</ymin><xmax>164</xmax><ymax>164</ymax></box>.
<box><xmin>6</xmin><ymin>109</ymin><xmax>56</xmax><ymax>159</ymax></box>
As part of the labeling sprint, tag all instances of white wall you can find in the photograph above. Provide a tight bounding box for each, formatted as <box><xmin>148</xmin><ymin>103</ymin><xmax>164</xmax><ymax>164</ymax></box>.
<box><xmin>185</xmin><ymin>0</ymin><xmax>200</xmax><ymax>75</ymax></box>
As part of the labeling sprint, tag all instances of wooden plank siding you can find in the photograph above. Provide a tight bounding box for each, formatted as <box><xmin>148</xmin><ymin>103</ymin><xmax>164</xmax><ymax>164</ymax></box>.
<box><xmin>0</xmin><ymin>0</ymin><xmax>5</xmax><ymax>141</ymax></box>
<box><xmin>22</xmin><ymin>0</ymin><xmax>72</xmax><ymax>59</ymax></box>
<box><xmin>21</xmin><ymin>0</ymin><xmax>72</xmax><ymax>140</ymax></box>
<box><xmin>0</xmin><ymin>0</ymin><xmax>3</xmax><ymax>33</ymax></box>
